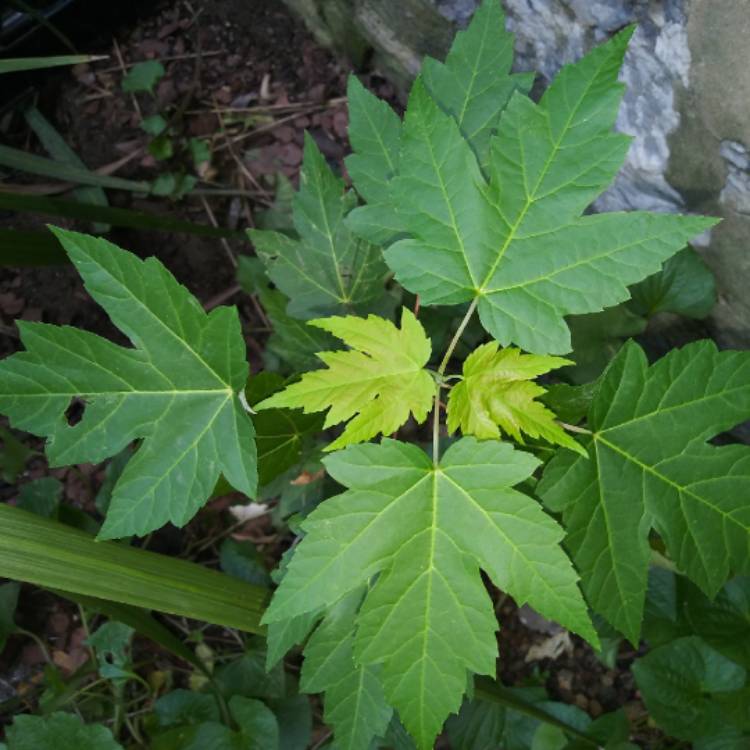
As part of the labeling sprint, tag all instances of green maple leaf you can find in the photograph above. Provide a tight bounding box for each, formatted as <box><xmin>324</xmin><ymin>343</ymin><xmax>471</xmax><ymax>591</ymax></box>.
<box><xmin>421</xmin><ymin>0</ymin><xmax>534</xmax><ymax>171</ymax></box>
<box><xmin>248</xmin><ymin>134</ymin><xmax>388</xmax><ymax>319</ymax></box>
<box><xmin>628</xmin><ymin>245</ymin><xmax>716</xmax><ymax>319</ymax></box>
<box><xmin>350</xmin><ymin>20</ymin><xmax>717</xmax><ymax>354</ymax></box>
<box><xmin>255</xmin><ymin>286</ymin><xmax>335</xmax><ymax>373</ymax></box>
<box><xmin>236</xmin><ymin>255</ymin><xmax>337</xmax><ymax>373</ymax></box>
<box><xmin>344</xmin><ymin>76</ymin><xmax>404</xmax><ymax>247</ymax></box>
<box><xmin>446</xmin><ymin>342</ymin><xmax>585</xmax><ymax>455</ymax></box>
<box><xmin>246</xmin><ymin>373</ymin><xmax>323</xmax><ymax>486</ymax></box>
<box><xmin>300</xmin><ymin>591</ymin><xmax>393</xmax><ymax>750</ymax></box>
<box><xmin>539</xmin><ymin>340</ymin><xmax>750</xmax><ymax>643</ymax></box>
<box><xmin>0</xmin><ymin>228</ymin><xmax>257</xmax><ymax>539</ymax></box>
<box><xmin>255</xmin><ymin>308</ymin><xmax>434</xmax><ymax>451</ymax></box>
<box><xmin>263</xmin><ymin>438</ymin><xmax>596</xmax><ymax>748</ymax></box>
<box><xmin>345</xmin><ymin>0</ymin><xmax>532</xmax><ymax>245</ymax></box>
<box><xmin>564</xmin><ymin>303</ymin><xmax>647</xmax><ymax>384</ymax></box>
<box><xmin>121</xmin><ymin>60</ymin><xmax>164</xmax><ymax>94</ymax></box>
<box><xmin>633</xmin><ymin>636</ymin><xmax>747</xmax><ymax>741</ymax></box>
<box><xmin>5</xmin><ymin>712</ymin><xmax>123</xmax><ymax>750</ymax></box>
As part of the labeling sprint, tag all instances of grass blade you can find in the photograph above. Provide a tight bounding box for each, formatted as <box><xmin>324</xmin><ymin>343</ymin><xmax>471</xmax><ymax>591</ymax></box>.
<box><xmin>0</xmin><ymin>144</ymin><xmax>150</xmax><ymax>192</ymax></box>
<box><xmin>0</xmin><ymin>192</ymin><xmax>238</xmax><ymax>238</ymax></box>
<box><xmin>0</xmin><ymin>505</ymin><xmax>269</xmax><ymax>633</ymax></box>
<box><xmin>24</xmin><ymin>106</ymin><xmax>110</xmax><ymax>231</ymax></box>
<box><xmin>0</xmin><ymin>55</ymin><xmax>107</xmax><ymax>74</ymax></box>
<box><xmin>6</xmin><ymin>0</ymin><xmax>77</xmax><ymax>53</ymax></box>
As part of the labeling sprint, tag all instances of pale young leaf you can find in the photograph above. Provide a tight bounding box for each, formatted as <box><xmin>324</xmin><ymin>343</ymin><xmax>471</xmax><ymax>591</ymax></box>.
<box><xmin>446</xmin><ymin>342</ymin><xmax>585</xmax><ymax>455</ymax></box>
<box><xmin>255</xmin><ymin>308</ymin><xmax>434</xmax><ymax>451</ymax></box>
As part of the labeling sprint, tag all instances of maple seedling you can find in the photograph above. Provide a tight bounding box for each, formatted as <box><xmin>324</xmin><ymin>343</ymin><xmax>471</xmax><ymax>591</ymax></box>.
<box><xmin>0</xmin><ymin>1</ymin><xmax>745</xmax><ymax>749</ymax></box>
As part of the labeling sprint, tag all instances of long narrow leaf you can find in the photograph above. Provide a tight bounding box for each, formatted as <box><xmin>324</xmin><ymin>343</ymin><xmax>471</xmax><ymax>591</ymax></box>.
<box><xmin>25</xmin><ymin>106</ymin><xmax>109</xmax><ymax>230</ymax></box>
<box><xmin>0</xmin><ymin>510</ymin><xmax>598</xmax><ymax>742</ymax></box>
<box><xmin>0</xmin><ymin>144</ymin><xmax>150</xmax><ymax>192</ymax></box>
<box><xmin>6</xmin><ymin>0</ymin><xmax>77</xmax><ymax>53</ymax></box>
<box><xmin>0</xmin><ymin>228</ymin><xmax>66</xmax><ymax>264</ymax></box>
<box><xmin>0</xmin><ymin>192</ymin><xmax>238</xmax><ymax>238</ymax></box>
<box><xmin>0</xmin><ymin>55</ymin><xmax>106</xmax><ymax>74</ymax></box>
<box><xmin>0</xmin><ymin>505</ymin><xmax>268</xmax><ymax>633</ymax></box>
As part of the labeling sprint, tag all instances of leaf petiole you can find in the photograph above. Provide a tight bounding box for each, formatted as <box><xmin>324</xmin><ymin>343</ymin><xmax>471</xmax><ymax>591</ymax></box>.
<box><xmin>557</xmin><ymin>421</ymin><xmax>592</xmax><ymax>435</ymax></box>
<box><xmin>432</xmin><ymin>298</ymin><xmax>479</xmax><ymax>463</ymax></box>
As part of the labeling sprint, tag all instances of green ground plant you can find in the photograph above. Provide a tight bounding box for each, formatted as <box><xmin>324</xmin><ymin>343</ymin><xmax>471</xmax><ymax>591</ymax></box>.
<box><xmin>1</xmin><ymin>1</ymin><xmax>748</xmax><ymax>748</ymax></box>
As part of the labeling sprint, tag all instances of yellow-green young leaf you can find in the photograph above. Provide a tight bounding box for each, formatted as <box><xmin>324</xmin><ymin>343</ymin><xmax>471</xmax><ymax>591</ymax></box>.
<box><xmin>264</xmin><ymin>438</ymin><xmax>597</xmax><ymax>749</ymax></box>
<box><xmin>0</xmin><ymin>228</ymin><xmax>257</xmax><ymax>540</ymax></box>
<box><xmin>255</xmin><ymin>308</ymin><xmax>434</xmax><ymax>451</ymax></box>
<box><xmin>446</xmin><ymin>342</ymin><xmax>585</xmax><ymax>455</ymax></box>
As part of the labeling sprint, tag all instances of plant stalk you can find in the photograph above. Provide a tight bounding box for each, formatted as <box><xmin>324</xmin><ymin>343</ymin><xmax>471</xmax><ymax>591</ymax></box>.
<box><xmin>432</xmin><ymin>298</ymin><xmax>478</xmax><ymax>463</ymax></box>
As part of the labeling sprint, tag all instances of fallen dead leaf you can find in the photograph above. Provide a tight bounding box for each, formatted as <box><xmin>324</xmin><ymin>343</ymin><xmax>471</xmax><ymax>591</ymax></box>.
<box><xmin>525</xmin><ymin>631</ymin><xmax>574</xmax><ymax>663</ymax></box>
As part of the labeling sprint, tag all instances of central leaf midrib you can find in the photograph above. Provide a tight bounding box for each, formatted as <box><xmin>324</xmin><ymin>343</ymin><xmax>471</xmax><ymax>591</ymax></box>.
<box><xmin>420</xmin><ymin>109</ymin><xmax>479</xmax><ymax>289</ymax></box>
<box><xmin>346</xmin><ymin>662</ymin><xmax>369</xmax><ymax>748</ymax></box>
<box><xmin>301</xmin><ymin>361</ymin><xmax>427</xmax><ymax>394</ymax></box>
<box><xmin>590</xmin><ymin>438</ymin><xmax>644</xmax><ymax>637</ymax></box>
<box><xmin>476</xmin><ymin>53</ymin><xmax>612</xmax><ymax>294</ymax></box>
<box><xmin>418</xmin><ymin>470</ymin><xmax>440</xmax><ymax>741</ymax></box>
<box><xmin>359</xmin><ymin>92</ymin><xmax>397</xmax><ymax>176</ymax></box>
<box><xmin>483</xmin><ymin>227</ymin><xmax>680</xmax><ymax>294</ymax></box>
<box><xmin>106</xmin><ymin>394</ymin><xmax>232</xmax><ymax>531</ymax></box>
<box><xmin>90</xmin><ymin>253</ymin><xmax>230</xmax><ymax>388</ymax></box>
<box><xmin>15</xmin><ymin>388</ymin><xmax>232</xmax><ymax>398</ymax></box>
<box><xmin>273</xmin><ymin>240</ymin><xmax>345</xmax><ymax>302</ymax></box>
<box><xmin>598</xmin><ymin>384</ymin><xmax>750</xmax><ymax>436</ymax></box>
<box><xmin>266</xmin><ymin>473</ymin><xmax>433</xmax><ymax>619</ymax></box>
<box><xmin>441</xmin><ymin>471</ymin><xmax>569</xmax><ymax>607</ymax></box>
<box><xmin>595</xmin><ymin>433</ymin><xmax>749</xmax><ymax>528</ymax></box>
<box><xmin>453</xmin><ymin>6</ymin><xmax>492</xmax><ymax>130</ymax></box>
<box><xmin>313</xmin><ymin>173</ymin><xmax>350</xmax><ymax>302</ymax></box>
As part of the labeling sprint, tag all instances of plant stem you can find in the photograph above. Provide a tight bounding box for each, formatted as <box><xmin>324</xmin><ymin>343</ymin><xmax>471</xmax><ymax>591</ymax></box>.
<box><xmin>557</xmin><ymin>421</ymin><xmax>592</xmax><ymax>435</ymax></box>
<box><xmin>432</xmin><ymin>298</ymin><xmax>478</xmax><ymax>464</ymax></box>
<box><xmin>112</xmin><ymin>683</ymin><xmax>124</xmax><ymax>740</ymax></box>
<box><xmin>78</xmin><ymin>604</ymin><xmax>98</xmax><ymax>670</ymax></box>
<box><xmin>16</xmin><ymin>628</ymin><xmax>53</xmax><ymax>665</ymax></box>
<box><xmin>432</xmin><ymin>380</ymin><xmax>442</xmax><ymax>464</ymax></box>
<box><xmin>437</xmin><ymin>298</ymin><xmax>479</xmax><ymax>376</ymax></box>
